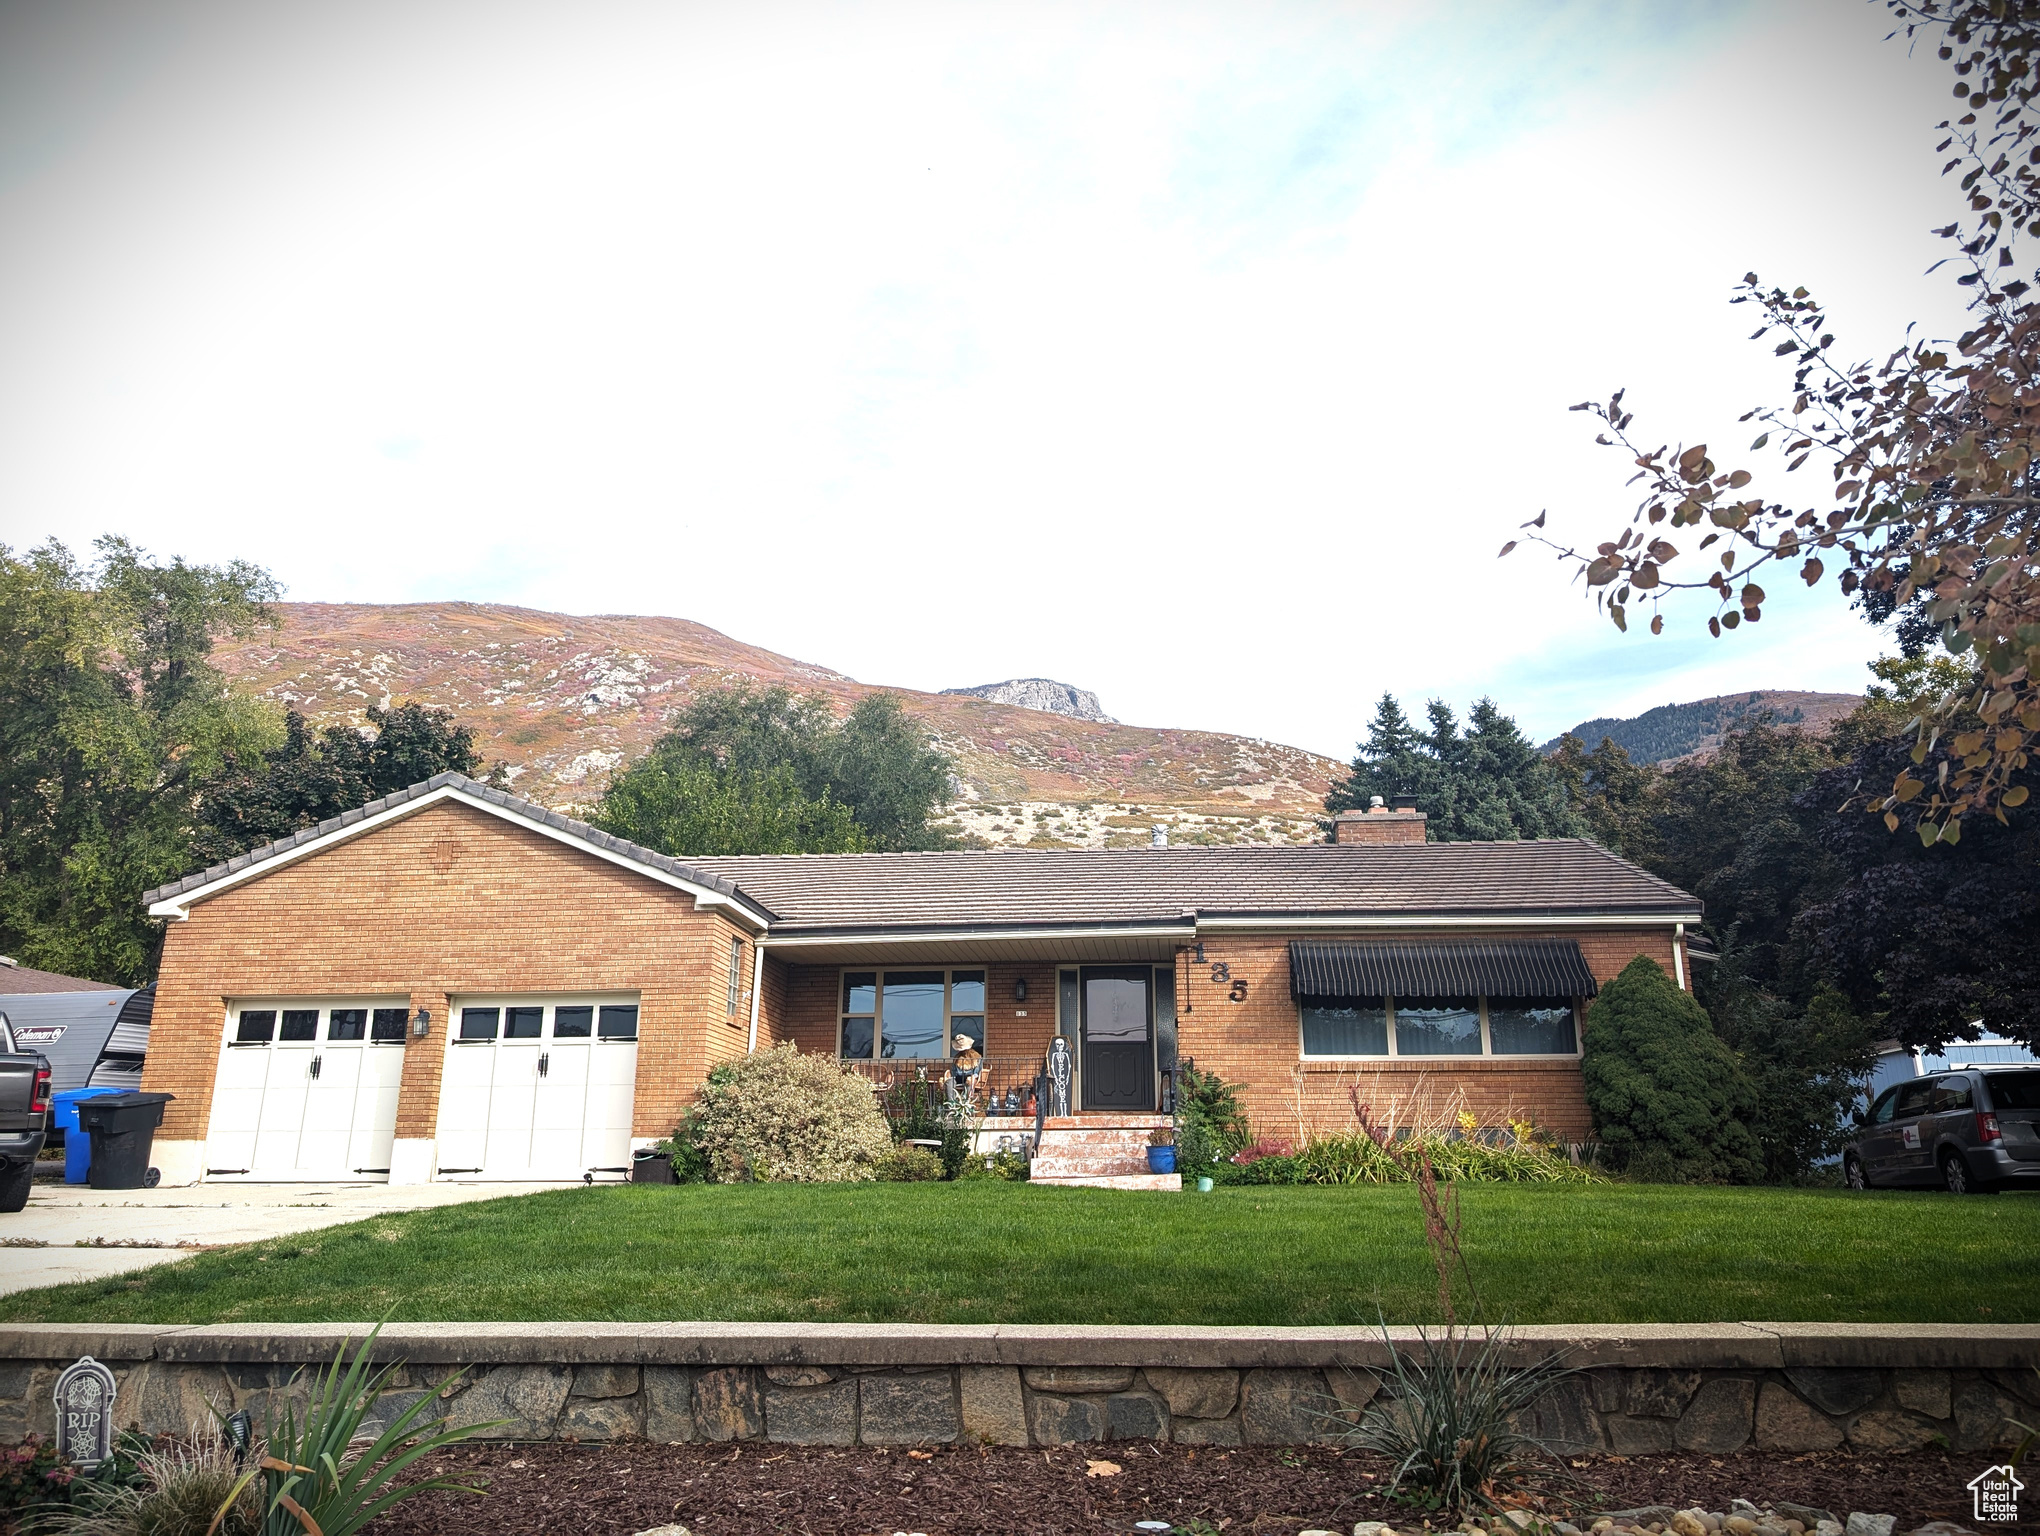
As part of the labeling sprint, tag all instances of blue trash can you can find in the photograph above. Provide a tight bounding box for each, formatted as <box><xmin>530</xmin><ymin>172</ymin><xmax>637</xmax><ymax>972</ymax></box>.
<box><xmin>53</xmin><ymin>1088</ymin><xmax>124</xmax><ymax>1185</ymax></box>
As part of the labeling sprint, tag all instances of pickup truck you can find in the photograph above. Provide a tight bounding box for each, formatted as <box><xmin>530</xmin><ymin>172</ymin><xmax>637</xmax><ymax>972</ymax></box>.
<box><xmin>0</xmin><ymin>1011</ymin><xmax>52</xmax><ymax>1212</ymax></box>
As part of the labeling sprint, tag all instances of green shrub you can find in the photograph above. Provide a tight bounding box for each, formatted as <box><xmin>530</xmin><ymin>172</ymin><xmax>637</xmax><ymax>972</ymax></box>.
<box><xmin>874</xmin><ymin>1145</ymin><xmax>944</xmax><ymax>1182</ymax></box>
<box><xmin>689</xmin><ymin>1043</ymin><xmax>894</xmax><ymax>1183</ymax></box>
<box><xmin>654</xmin><ymin>1114</ymin><xmax>713</xmax><ymax>1183</ymax></box>
<box><xmin>954</xmin><ymin>1148</ymin><xmax>1030</xmax><ymax>1181</ymax></box>
<box><xmin>1175</xmin><ymin>1059</ymin><xmax>1251</xmax><ymax>1174</ymax></box>
<box><xmin>1581</xmin><ymin>955</ymin><xmax>1763</xmax><ymax>1184</ymax></box>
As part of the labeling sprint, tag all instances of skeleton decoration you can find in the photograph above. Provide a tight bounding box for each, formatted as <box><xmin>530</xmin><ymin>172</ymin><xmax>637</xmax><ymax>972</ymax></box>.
<box><xmin>1046</xmin><ymin>1035</ymin><xmax>1073</xmax><ymax>1118</ymax></box>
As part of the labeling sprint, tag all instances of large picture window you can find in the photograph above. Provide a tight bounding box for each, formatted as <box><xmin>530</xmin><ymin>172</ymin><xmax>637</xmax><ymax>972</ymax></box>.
<box><xmin>1297</xmin><ymin>995</ymin><xmax>1580</xmax><ymax>1059</ymax></box>
<box><xmin>839</xmin><ymin>969</ymin><xmax>985</xmax><ymax>1060</ymax></box>
<box><xmin>1300</xmin><ymin>1002</ymin><xmax>1389</xmax><ymax>1057</ymax></box>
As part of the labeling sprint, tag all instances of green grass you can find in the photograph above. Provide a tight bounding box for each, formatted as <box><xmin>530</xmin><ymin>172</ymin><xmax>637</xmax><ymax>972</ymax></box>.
<box><xmin>3</xmin><ymin>1182</ymin><xmax>2033</xmax><ymax>1325</ymax></box>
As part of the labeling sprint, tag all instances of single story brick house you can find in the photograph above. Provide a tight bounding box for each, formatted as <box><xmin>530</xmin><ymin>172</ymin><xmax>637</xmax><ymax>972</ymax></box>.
<box><xmin>137</xmin><ymin>773</ymin><xmax>1702</xmax><ymax>1187</ymax></box>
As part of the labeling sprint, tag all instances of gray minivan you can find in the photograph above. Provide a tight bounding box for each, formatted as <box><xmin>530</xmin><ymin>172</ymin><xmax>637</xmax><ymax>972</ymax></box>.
<box><xmin>1845</xmin><ymin>1066</ymin><xmax>2040</xmax><ymax>1193</ymax></box>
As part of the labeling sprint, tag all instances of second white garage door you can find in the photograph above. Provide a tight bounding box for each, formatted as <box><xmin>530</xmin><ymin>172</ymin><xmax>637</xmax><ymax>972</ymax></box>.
<box><xmin>433</xmin><ymin>995</ymin><xmax>640</xmax><ymax>1181</ymax></box>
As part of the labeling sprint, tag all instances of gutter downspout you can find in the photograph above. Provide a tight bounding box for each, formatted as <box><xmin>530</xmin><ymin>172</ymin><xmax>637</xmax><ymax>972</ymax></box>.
<box><xmin>1673</xmin><ymin>922</ymin><xmax>1687</xmax><ymax>992</ymax></box>
<box><xmin>746</xmin><ymin>937</ymin><xmax>766</xmax><ymax>1054</ymax></box>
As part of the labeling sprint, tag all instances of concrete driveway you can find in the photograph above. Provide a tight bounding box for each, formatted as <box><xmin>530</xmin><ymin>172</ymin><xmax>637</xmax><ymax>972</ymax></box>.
<box><xmin>2</xmin><ymin>1179</ymin><xmax>577</xmax><ymax>1296</ymax></box>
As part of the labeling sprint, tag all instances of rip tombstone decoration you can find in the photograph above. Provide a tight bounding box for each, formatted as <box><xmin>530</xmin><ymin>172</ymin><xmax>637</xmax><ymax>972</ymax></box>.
<box><xmin>54</xmin><ymin>1356</ymin><xmax>117</xmax><ymax>1468</ymax></box>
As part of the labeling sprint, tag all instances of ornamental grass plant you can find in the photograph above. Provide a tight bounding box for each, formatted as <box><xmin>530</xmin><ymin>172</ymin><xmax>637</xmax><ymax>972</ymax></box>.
<box><xmin>1342</xmin><ymin>1146</ymin><xmax>1590</xmax><ymax>1518</ymax></box>
<box><xmin>1218</xmin><ymin>1106</ymin><xmax>1600</xmax><ymax>1187</ymax></box>
<box><xmin>32</xmin><ymin>1433</ymin><xmax>258</xmax><ymax>1536</ymax></box>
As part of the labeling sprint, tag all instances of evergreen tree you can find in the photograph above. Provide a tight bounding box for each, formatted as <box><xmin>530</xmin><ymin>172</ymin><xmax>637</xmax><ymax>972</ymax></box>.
<box><xmin>1325</xmin><ymin>693</ymin><xmax>1434</xmax><ymax>814</ymax></box>
<box><xmin>1580</xmin><ymin>955</ymin><xmax>1763</xmax><ymax>1184</ymax></box>
<box><xmin>1548</xmin><ymin>733</ymin><xmax>1661</xmax><ymax>863</ymax></box>
<box><xmin>1325</xmin><ymin>694</ymin><xmax>1579</xmax><ymax>841</ymax></box>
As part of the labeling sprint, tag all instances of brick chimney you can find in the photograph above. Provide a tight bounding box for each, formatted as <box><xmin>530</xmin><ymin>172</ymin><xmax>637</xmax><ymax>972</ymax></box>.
<box><xmin>1332</xmin><ymin>794</ymin><xmax>1427</xmax><ymax>845</ymax></box>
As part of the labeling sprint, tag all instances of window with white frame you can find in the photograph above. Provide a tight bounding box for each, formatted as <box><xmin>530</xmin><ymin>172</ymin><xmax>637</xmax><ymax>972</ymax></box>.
<box><xmin>726</xmin><ymin>936</ymin><xmax>744</xmax><ymax>1018</ymax></box>
<box><xmin>839</xmin><ymin>969</ymin><xmax>986</xmax><ymax>1060</ymax></box>
<box><xmin>1298</xmin><ymin>995</ymin><xmax>1579</xmax><ymax>1059</ymax></box>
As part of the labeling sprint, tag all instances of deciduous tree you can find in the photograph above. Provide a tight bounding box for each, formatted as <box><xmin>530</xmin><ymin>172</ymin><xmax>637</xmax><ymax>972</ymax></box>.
<box><xmin>1508</xmin><ymin>0</ymin><xmax>2039</xmax><ymax>843</ymax></box>
<box><xmin>0</xmin><ymin>537</ymin><xmax>278</xmax><ymax>982</ymax></box>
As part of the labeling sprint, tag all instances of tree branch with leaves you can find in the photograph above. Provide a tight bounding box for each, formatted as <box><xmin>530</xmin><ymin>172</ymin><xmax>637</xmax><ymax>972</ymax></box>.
<box><xmin>1504</xmin><ymin>0</ymin><xmax>2040</xmax><ymax>845</ymax></box>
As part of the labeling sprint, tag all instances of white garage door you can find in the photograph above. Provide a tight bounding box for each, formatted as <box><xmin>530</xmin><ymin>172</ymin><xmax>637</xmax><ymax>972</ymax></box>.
<box><xmin>432</xmin><ymin>996</ymin><xmax>639</xmax><ymax>1181</ymax></box>
<box><xmin>207</xmin><ymin>1000</ymin><xmax>408</xmax><ymax>1181</ymax></box>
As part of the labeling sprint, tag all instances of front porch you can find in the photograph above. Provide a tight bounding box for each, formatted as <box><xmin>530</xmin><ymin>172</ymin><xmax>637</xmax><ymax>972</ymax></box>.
<box><xmin>843</xmin><ymin>1056</ymin><xmax>1183</xmax><ymax>1189</ymax></box>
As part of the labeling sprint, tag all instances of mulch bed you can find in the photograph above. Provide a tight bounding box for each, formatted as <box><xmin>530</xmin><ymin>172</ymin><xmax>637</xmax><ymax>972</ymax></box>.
<box><xmin>366</xmin><ymin>1441</ymin><xmax>2016</xmax><ymax>1535</ymax></box>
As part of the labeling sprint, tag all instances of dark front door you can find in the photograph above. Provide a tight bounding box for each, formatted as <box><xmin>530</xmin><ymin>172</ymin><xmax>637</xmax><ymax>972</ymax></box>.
<box><xmin>1081</xmin><ymin>967</ymin><xmax>1152</xmax><ymax>1111</ymax></box>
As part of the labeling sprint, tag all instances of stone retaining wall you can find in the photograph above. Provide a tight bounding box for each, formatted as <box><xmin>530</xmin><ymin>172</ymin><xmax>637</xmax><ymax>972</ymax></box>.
<box><xmin>2</xmin><ymin>1324</ymin><xmax>2033</xmax><ymax>1456</ymax></box>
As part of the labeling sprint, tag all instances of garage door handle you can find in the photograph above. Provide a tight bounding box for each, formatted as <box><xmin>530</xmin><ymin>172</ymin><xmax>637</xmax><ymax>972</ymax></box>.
<box><xmin>538</xmin><ymin>1052</ymin><xmax>549</xmax><ymax>1078</ymax></box>
<box><xmin>309</xmin><ymin>1054</ymin><xmax>321</xmax><ymax>1080</ymax></box>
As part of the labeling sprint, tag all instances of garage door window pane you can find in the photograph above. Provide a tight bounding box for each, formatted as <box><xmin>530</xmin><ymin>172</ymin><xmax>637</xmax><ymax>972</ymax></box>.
<box><xmin>505</xmin><ymin>1006</ymin><xmax>544</xmax><ymax>1039</ymax></box>
<box><xmin>880</xmin><ymin>972</ymin><xmax>946</xmax><ymax>1059</ymax></box>
<box><xmin>460</xmin><ymin>1007</ymin><xmax>500</xmax><ymax>1041</ymax></box>
<box><xmin>370</xmin><ymin>1008</ymin><xmax>408</xmax><ymax>1043</ymax></box>
<box><xmin>841</xmin><ymin>1017</ymin><xmax>874</xmax><ymax>1058</ymax></box>
<box><xmin>1395</xmin><ymin>1000</ymin><xmax>1482</xmax><ymax>1056</ymax></box>
<box><xmin>327</xmin><ymin>1008</ymin><xmax>367</xmax><ymax>1041</ymax></box>
<box><xmin>553</xmin><ymin>1006</ymin><xmax>593</xmax><ymax>1038</ymax></box>
<box><xmin>236</xmin><ymin>1010</ymin><xmax>276</xmax><ymax>1044</ymax></box>
<box><xmin>1488</xmin><ymin>1000</ymin><xmax>1577</xmax><ymax>1055</ymax></box>
<box><xmin>598</xmin><ymin>1005</ymin><xmax>639</xmax><ymax>1040</ymax></box>
<box><xmin>280</xmin><ymin>1010</ymin><xmax>319</xmax><ymax>1042</ymax></box>
<box><xmin>1301</xmin><ymin>1003</ymin><xmax>1388</xmax><ymax>1057</ymax></box>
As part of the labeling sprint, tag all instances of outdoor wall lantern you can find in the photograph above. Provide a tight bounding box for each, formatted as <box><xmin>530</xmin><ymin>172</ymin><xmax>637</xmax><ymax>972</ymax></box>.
<box><xmin>411</xmin><ymin>1008</ymin><xmax>431</xmax><ymax>1038</ymax></box>
<box><xmin>1012</xmin><ymin>976</ymin><xmax>1027</xmax><ymax>1003</ymax></box>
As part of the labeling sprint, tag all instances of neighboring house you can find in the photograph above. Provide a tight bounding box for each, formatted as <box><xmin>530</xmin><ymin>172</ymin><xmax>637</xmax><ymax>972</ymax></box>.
<box><xmin>137</xmin><ymin>774</ymin><xmax>1703</xmax><ymax>1188</ymax></box>
<box><xmin>0</xmin><ymin>958</ymin><xmax>123</xmax><ymax>995</ymax></box>
<box><xmin>1866</xmin><ymin>1033</ymin><xmax>2040</xmax><ymax>1101</ymax></box>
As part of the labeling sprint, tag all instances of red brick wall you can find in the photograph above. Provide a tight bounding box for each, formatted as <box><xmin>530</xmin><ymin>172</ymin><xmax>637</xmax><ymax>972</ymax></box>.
<box><xmin>1177</xmin><ymin>929</ymin><xmax>1683</xmax><ymax>1144</ymax></box>
<box><xmin>770</xmin><ymin>929</ymin><xmax>1682</xmax><ymax>1143</ymax></box>
<box><xmin>143</xmin><ymin>800</ymin><xmax>749</xmax><ymax>1144</ymax></box>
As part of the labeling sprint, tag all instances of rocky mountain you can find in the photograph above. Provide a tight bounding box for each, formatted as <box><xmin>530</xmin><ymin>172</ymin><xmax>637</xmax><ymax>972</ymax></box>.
<box><xmin>209</xmin><ymin>603</ymin><xmax>1343</xmax><ymax>847</ymax></box>
<box><xmin>941</xmin><ymin>678</ymin><xmax>1116</xmax><ymax>723</ymax></box>
<box><xmin>1544</xmin><ymin>690</ymin><xmax>1864</xmax><ymax>765</ymax></box>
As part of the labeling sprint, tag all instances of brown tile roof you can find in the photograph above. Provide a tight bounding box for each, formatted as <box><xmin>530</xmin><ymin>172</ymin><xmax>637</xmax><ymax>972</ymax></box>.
<box><xmin>692</xmin><ymin>840</ymin><xmax>1700</xmax><ymax>934</ymax></box>
<box><xmin>138</xmin><ymin>773</ymin><xmax>1699</xmax><ymax>933</ymax></box>
<box><xmin>0</xmin><ymin>962</ymin><xmax>123</xmax><ymax>994</ymax></box>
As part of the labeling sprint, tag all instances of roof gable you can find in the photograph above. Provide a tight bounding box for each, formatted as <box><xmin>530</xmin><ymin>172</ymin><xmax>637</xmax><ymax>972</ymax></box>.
<box><xmin>143</xmin><ymin>773</ymin><xmax>773</xmax><ymax>926</ymax></box>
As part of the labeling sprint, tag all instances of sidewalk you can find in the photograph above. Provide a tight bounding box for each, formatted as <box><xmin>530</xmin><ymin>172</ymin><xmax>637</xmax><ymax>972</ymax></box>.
<box><xmin>2</xmin><ymin>1179</ymin><xmax>572</xmax><ymax>1296</ymax></box>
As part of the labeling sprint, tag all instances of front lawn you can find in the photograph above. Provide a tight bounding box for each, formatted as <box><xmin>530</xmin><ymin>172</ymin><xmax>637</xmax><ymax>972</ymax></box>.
<box><xmin>1</xmin><ymin>1182</ymin><xmax>2031</xmax><ymax>1325</ymax></box>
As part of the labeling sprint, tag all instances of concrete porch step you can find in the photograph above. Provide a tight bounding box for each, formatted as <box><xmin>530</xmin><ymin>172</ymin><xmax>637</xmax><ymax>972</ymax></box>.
<box><xmin>1030</xmin><ymin>1172</ymin><xmax>1182</xmax><ymax>1191</ymax></box>
<box><xmin>1029</xmin><ymin>1155</ymin><xmax>1157</xmax><ymax>1178</ymax></box>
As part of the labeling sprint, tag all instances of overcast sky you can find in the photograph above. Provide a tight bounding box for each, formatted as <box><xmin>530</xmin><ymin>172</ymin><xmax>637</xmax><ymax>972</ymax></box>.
<box><xmin>0</xmin><ymin>0</ymin><xmax>1969</xmax><ymax>757</ymax></box>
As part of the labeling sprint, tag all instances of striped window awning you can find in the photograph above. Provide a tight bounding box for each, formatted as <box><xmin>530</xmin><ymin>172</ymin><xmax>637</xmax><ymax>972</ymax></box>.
<box><xmin>1288</xmin><ymin>939</ymin><xmax>1600</xmax><ymax>1002</ymax></box>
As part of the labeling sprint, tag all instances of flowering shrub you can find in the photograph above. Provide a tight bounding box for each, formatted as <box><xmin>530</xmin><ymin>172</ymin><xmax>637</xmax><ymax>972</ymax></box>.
<box><xmin>688</xmin><ymin>1044</ymin><xmax>893</xmax><ymax>1183</ymax></box>
<box><xmin>1</xmin><ymin>1434</ymin><xmax>74</xmax><ymax>1527</ymax></box>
